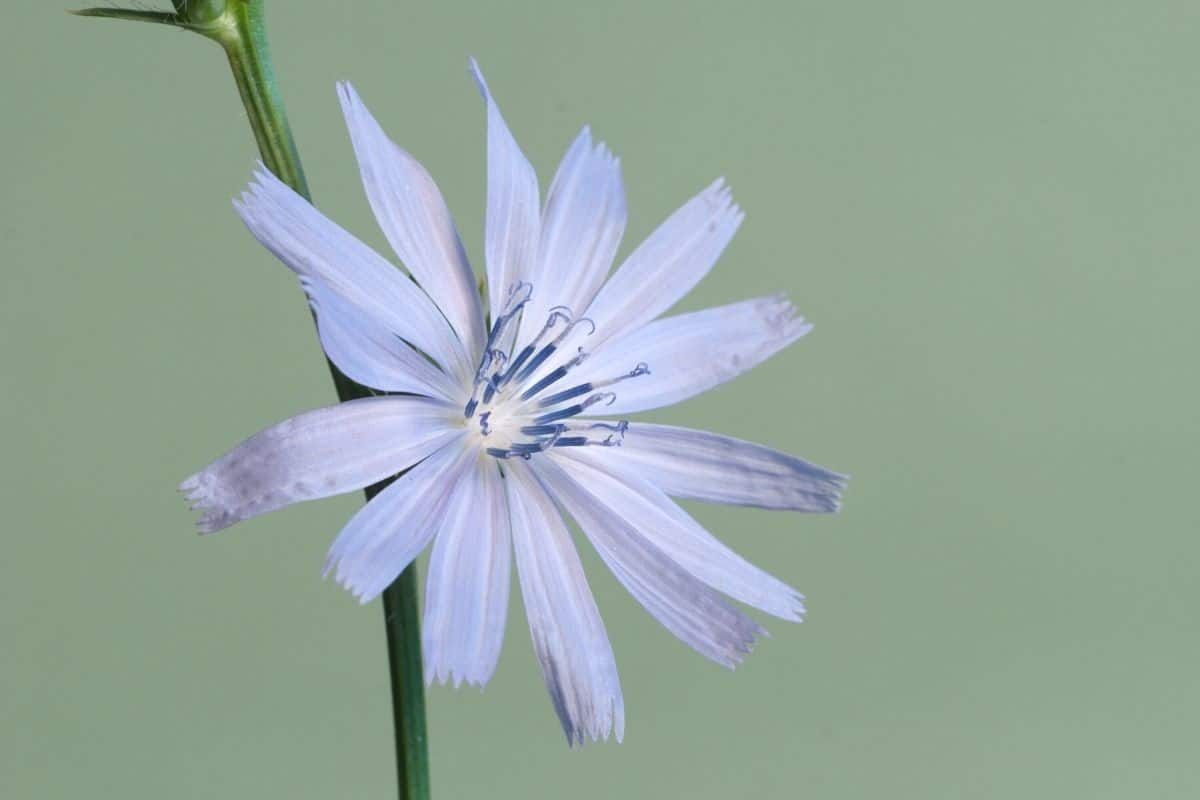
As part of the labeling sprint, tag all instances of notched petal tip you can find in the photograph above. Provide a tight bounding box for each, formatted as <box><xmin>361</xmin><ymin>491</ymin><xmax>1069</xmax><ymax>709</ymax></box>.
<box><xmin>554</xmin><ymin>700</ymin><xmax>626</xmax><ymax>748</ymax></box>
<box><xmin>324</xmin><ymin>565</ymin><xmax>381</xmax><ymax>606</ymax></box>
<box><xmin>715</xmin><ymin>624</ymin><xmax>767</xmax><ymax>671</ymax></box>
<box><xmin>423</xmin><ymin>666</ymin><xmax>491</xmax><ymax>691</ymax></box>
<box><xmin>564</xmin><ymin>728</ymin><xmax>614</xmax><ymax>749</ymax></box>
<box><xmin>817</xmin><ymin>471</ymin><xmax>851</xmax><ymax>514</ymax></box>
<box><xmin>323</xmin><ymin>554</ymin><xmax>385</xmax><ymax>605</ymax></box>
<box><xmin>335</xmin><ymin>80</ymin><xmax>366</xmax><ymax>123</ymax></box>
<box><xmin>753</xmin><ymin>294</ymin><xmax>814</xmax><ymax>343</ymax></box>
<box><xmin>779</xmin><ymin>595</ymin><xmax>807</xmax><ymax>624</ymax></box>
<box><xmin>177</xmin><ymin>471</ymin><xmax>239</xmax><ymax>535</ymax></box>
<box><xmin>561</xmin><ymin>705</ymin><xmax>625</xmax><ymax>748</ymax></box>
<box><xmin>248</xmin><ymin>164</ymin><xmax>277</xmax><ymax>192</ymax></box>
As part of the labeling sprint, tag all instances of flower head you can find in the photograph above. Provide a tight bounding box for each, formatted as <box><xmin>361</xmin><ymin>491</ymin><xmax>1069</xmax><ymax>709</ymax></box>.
<box><xmin>181</xmin><ymin>59</ymin><xmax>846</xmax><ymax>745</ymax></box>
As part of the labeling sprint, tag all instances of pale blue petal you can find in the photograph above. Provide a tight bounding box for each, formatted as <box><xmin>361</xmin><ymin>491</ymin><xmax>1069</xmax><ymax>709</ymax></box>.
<box><xmin>519</xmin><ymin>126</ymin><xmax>626</xmax><ymax>347</ymax></box>
<box><xmin>306</xmin><ymin>279</ymin><xmax>465</xmax><ymax>402</ymax></box>
<box><xmin>505</xmin><ymin>461</ymin><xmax>624</xmax><ymax>745</ymax></box>
<box><xmin>469</xmin><ymin>59</ymin><xmax>540</xmax><ymax>322</ymax></box>
<box><xmin>552</xmin><ymin>451</ymin><xmax>805</xmax><ymax>621</ymax></box>
<box><xmin>179</xmin><ymin>397</ymin><xmax>461</xmax><ymax>534</ymax></box>
<box><xmin>595</xmin><ymin>423</ymin><xmax>846</xmax><ymax>512</ymax></box>
<box><xmin>573</xmin><ymin>294</ymin><xmax>811</xmax><ymax>415</ymax></box>
<box><xmin>234</xmin><ymin>166</ymin><xmax>473</xmax><ymax>381</ymax></box>
<box><xmin>532</xmin><ymin>458</ymin><xmax>764</xmax><ymax>668</ymax></box>
<box><xmin>580</xmin><ymin>178</ymin><xmax>743</xmax><ymax>350</ymax></box>
<box><xmin>338</xmin><ymin>82</ymin><xmax>487</xmax><ymax>362</ymax></box>
<box><xmin>325</xmin><ymin>439</ymin><xmax>474</xmax><ymax>603</ymax></box>
<box><xmin>423</xmin><ymin>458</ymin><xmax>512</xmax><ymax>688</ymax></box>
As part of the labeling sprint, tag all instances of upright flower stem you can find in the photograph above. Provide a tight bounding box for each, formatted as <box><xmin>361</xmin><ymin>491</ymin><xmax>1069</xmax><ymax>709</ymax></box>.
<box><xmin>74</xmin><ymin>3</ymin><xmax>430</xmax><ymax>798</ymax></box>
<box><xmin>217</xmin><ymin>8</ymin><xmax>432</xmax><ymax>799</ymax></box>
<box><xmin>217</xmin><ymin>3</ymin><xmax>310</xmax><ymax>200</ymax></box>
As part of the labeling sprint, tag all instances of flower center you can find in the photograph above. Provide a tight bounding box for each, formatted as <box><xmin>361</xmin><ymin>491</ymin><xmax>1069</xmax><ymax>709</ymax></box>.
<box><xmin>462</xmin><ymin>283</ymin><xmax>649</xmax><ymax>460</ymax></box>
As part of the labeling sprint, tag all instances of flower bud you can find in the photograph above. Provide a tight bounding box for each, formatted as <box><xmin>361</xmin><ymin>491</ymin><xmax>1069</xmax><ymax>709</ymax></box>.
<box><xmin>171</xmin><ymin>0</ymin><xmax>228</xmax><ymax>26</ymax></box>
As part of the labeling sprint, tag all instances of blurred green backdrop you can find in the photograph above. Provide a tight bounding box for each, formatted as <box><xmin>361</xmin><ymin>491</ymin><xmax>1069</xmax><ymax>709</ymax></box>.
<box><xmin>3</xmin><ymin>1</ymin><xmax>1198</xmax><ymax>798</ymax></box>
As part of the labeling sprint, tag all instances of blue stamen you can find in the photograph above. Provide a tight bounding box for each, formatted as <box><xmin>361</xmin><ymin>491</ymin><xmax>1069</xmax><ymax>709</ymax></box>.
<box><xmin>478</xmin><ymin>283</ymin><xmax>532</xmax><ymax>379</ymax></box>
<box><xmin>536</xmin><ymin>382</ymin><xmax>594</xmax><ymax>407</ymax></box>
<box><xmin>533</xmin><ymin>404</ymin><xmax>584</xmax><ymax>425</ymax></box>
<box><xmin>481</xmin><ymin>378</ymin><xmax>500</xmax><ymax>405</ymax></box>
<box><xmin>535</xmin><ymin>381</ymin><xmax>595</xmax><ymax>407</ymax></box>
<box><xmin>490</xmin><ymin>308</ymin><xmax>575</xmax><ymax>392</ymax></box>
<box><xmin>514</xmin><ymin>343</ymin><xmax>557</xmax><ymax>385</ymax></box>
<box><xmin>487</xmin><ymin>349</ymin><xmax>508</xmax><ymax>372</ymax></box>
<box><xmin>521</xmin><ymin>363</ymin><xmax>570</xmax><ymax>401</ymax></box>
<box><xmin>520</xmin><ymin>350</ymin><xmax>588</xmax><ymax>401</ymax></box>
<box><xmin>589</xmin><ymin>420</ymin><xmax>630</xmax><ymax>436</ymax></box>
<box><xmin>532</xmin><ymin>392</ymin><xmax>614</xmax><ymax>425</ymax></box>
<box><xmin>496</xmin><ymin>344</ymin><xmax>535</xmax><ymax>387</ymax></box>
<box><xmin>472</xmin><ymin>350</ymin><xmax>495</xmax><ymax>385</ymax></box>
<box><xmin>551</xmin><ymin>436</ymin><xmax>589</xmax><ymax>448</ymax></box>
<box><xmin>520</xmin><ymin>424</ymin><xmax>564</xmax><ymax>437</ymax></box>
<box><xmin>513</xmin><ymin>315</ymin><xmax>594</xmax><ymax>385</ymax></box>
<box><xmin>587</xmin><ymin>362</ymin><xmax>651</xmax><ymax>391</ymax></box>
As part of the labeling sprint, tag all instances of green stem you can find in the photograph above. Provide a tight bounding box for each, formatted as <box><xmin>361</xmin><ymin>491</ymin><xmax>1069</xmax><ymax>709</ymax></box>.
<box><xmin>217</xmin><ymin>7</ymin><xmax>431</xmax><ymax>798</ymax></box>
<box><xmin>215</xmin><ymin>2</ymin><xmax>310</xmax><ymax>199</ymax></box>
<box><xmin>75</xmin><ymin>2</ymin><xmax>430</xmax><ymax>797</ymax></box>
<box><xmin>377</xmin><ymin>544</ymin><xmax>432</xmax><ymax>800</ymax></box>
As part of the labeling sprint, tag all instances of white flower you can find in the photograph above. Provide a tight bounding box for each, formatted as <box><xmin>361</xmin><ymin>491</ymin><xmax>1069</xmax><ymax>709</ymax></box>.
<box><xmin>181</xmin><ymin>59</ymin><xmax>846</xmax><ymax>745</ymax></box>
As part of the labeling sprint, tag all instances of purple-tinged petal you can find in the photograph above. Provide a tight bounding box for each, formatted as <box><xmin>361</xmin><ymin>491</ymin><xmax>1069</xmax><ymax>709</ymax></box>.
<box><xmin>572</xmin><ymin>294</ymin><xmax>811</xmax><ymax>415</ymax></box>
<box><xmin>179</xmin><ymin>396</ymin><xmax>461</xmax><ymax>533</ymax></box>
<box><xmin>337</xmin><ymin>82</ymin><xmax>486</xmax><ymax>361</ymax></box>
<box><xmin>423</xmin><ymin>459</ymin><xmax>511</xmax><ymax>688</ymax></box>
<box><xmin>506</xmin><ymin>461</ymin><xmax>624</xmax><ymax>745</ymax></box>
<box><xmin>585</xmin><ymin>422</ymin><xmax>846</xmax><ymax>512</ymax></box>
<box><xmin>234</xmin><ymin>166</ymin><xmax>474</xmax><ymax>381</ymax></box>
<box><xmin>532</xmin><ymin>457</ymin><xmax>764</xmax><ymax>668</ymax></box>
<box><xmin>469</xmin><ymin>58</ymin><xmax>541</xmax><ymax>322</ymax></box>
<box><xmin>306</xmin><ymin>279</ymin><xmax>465</xmax><ymax>402</ymax></box>
<box><xmin>552</xmin><ymin>450</ymin><xmax>805</xmax><ymax>622</ymax></box>
<box><xmin>325</xmin><ymin>440</ymin><xmax>475</xmax><ymax>603</ymax></box>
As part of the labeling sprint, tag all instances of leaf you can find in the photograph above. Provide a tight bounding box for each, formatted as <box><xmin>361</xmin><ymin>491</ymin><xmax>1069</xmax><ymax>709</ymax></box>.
<box><xmin>69</xmin><ymin>8</ymin><xmax>181</xmax><ymax>27</ymax></box>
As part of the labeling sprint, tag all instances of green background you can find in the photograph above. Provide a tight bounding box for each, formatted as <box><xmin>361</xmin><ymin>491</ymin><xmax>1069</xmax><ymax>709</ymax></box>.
<box><xmin>3</xmin><ymin>2</ymin><xmax>1198</xmax><ymax>797</ymax></box>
